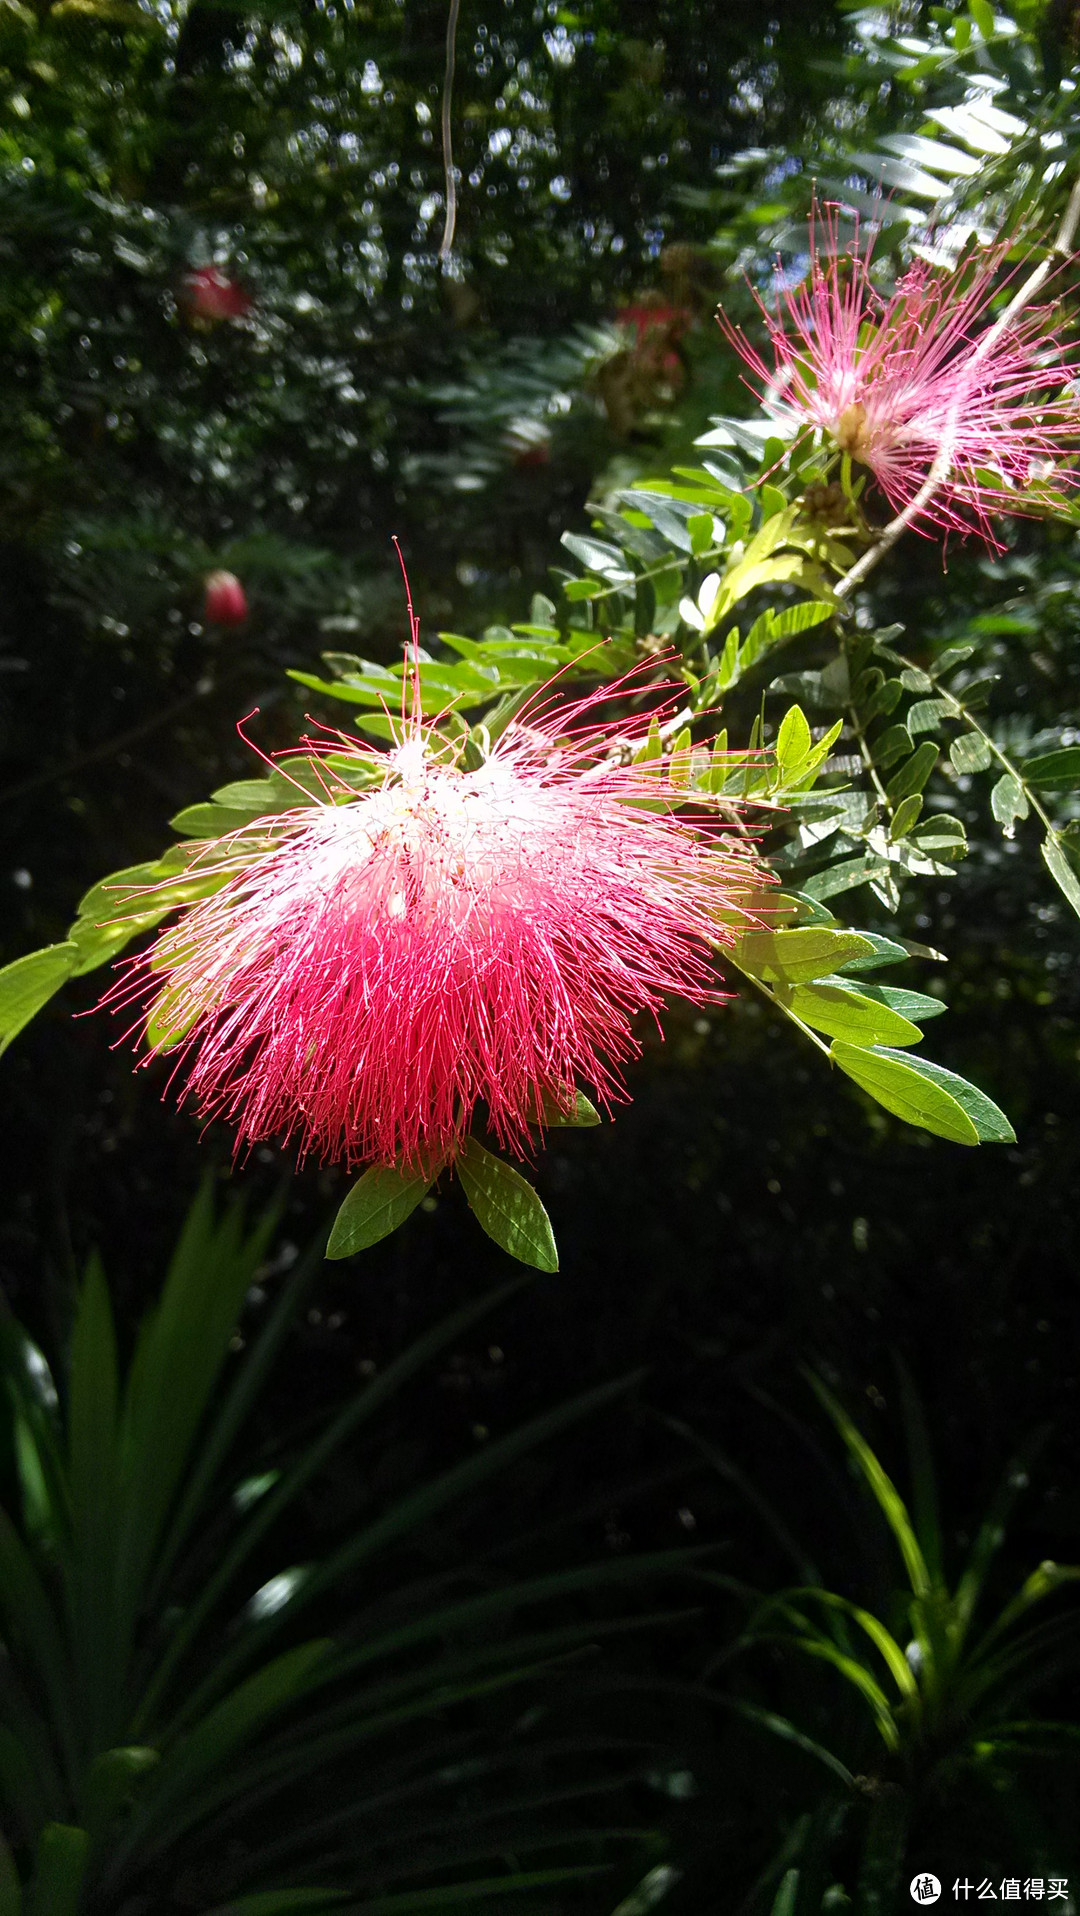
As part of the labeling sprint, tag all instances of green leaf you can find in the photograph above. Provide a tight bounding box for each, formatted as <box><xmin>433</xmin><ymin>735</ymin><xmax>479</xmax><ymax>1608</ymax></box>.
<box><xmin>535</xmin><ymin>1089</ymin><xmax>601</xmax><ymax>1128</ymax></box>
<box><xmin>145</xmin><ymin>984</ymin><xmax>204</xmax><ymax>1053</ymax></box>
<box><xmin>144</xmin><ymin>1641</ymin><xmax>332</xmax><ymax>1825</ymax></box>
<box><xmin>0</xmin><ymin>1827</ymin><xmax>21</xmax><ymax>1916</ymax></box>
<box><xmin>688</xmin><ymin>511</ymin><xmax>714</xmax><ymax>555</ymax></box>
<box><xmin>910</xmin><ymin>813</ymin><xmax>967</xmax><ymax>858</ymax></box>
<box><xmin>560</xmin><ymin>531</ymin><xmax>635</xmax><ymax>579</ymax></box>
<box><xmin>885</xmin><ymin>741</ymin><xmax>938</xmax><ymax>800</ymax></box>
<box><xmin>75</xmin><ymin>862</ymin><xmax>164</xmax><ymax>921</ymax></box>
<box><xmin>205</xmin><ymin>1896</ymin><xmax>349</xmax><ymax>1915</ymax></box>
<box><xmin>169</xmin><ymin>802</ymin><xmax>259</xmax><ymax>838</ymax></box>
<box><xmin>609</xmin><ymin>1866</ymin><xmax>682</xmax><ymax>1916</ymax></box>
<box><xmin>84</xmin><ymin>1745</ymin><xmax>159</xmax><ymax>1837</ymax></box>
<box><xmin>801</xmin><ymin>854</ymin><xmax>893</xmax><ymax>903</ymax></box>
<box><xmin>1041</xmin><ymin>834</ymin><xmax>1080</xmax><ymax>920</ymax></box>
<box><xmin>833</xmin><ymin>933</ymin><xmax>910</xmax><ymax>974</ymax></box>
<box><xmin>69</xmin><ymin>911</ymin><xmax>172</xmax><ymax>978</ymax></box>
<box><xmin>831</xmin><ymin>1044</ymin><xmax>1015</xmax><ymax>1145</ymax></box>
<box><xmin>456</xmin><ymin>1141</ymin><xmax>559</xmax><ymax>1272</ymax></box>
<box><xmin>1023</xmin><ymin>747</ymin><xmax>1080</xmax><ymax>789</ymax></box>
<box><xmin>906</xmin><ymin>698</ymin><xmax>951</xmax><ymax>736</ymax></box>
<box><xmin>872</xmin><ymin>724</ymin><xmax>913</xmax><ymax>770</ymax></box>
<box><xmin>780</xmin><ymin>983</ymin><xmax>921</xmax><ymax>1047</ymax></box>
<box><xmin>864</xmin><ymin>677</ymin><xmax>902</xmax><ymax>721</ymax></box>
<box><xmin>0</xmin><ymin>945</ymin><xmax>78</xmax><ymax>1058</ymax></box>
<box><xmin>770</xmin><ymin>1872</ymin><xmax>799</xmax><ymax>1916</ymax></box>
<box><xmin>735</xmin><ymin>928</ymin><xmax>875</xmax><ymax>983</ymax></box>
<box><xmin>67</xmin><ymin>1256</ymin><xmax>122</xmax><ymax>1747</ymax></box>
<box><xmin>775</xmin><ymin>704</ymin><xmax>812</xmax><ymax>770</ymax></box>
<box><xmin>28</xmin><ymin>1825</ymin><xmax>87</xmax><ymax>1916</ymax></box>
<box><xmin>889</xmin><ymin>794</ymin><xmax>922</xmax><ymax>841</ymax></box>
<box><xmin>991</xmin><ymin>773</ymin><xmax>1029</xmax><ymax>831</ymax></box>
<box><xmin>717</xmin><ymin>1697</ymin><xmax>854</xmax><ymax>1786</ymax></box>
<box><xmin>968</xmin><ymin>0</ymin><xmax>994</xmax><ymax>35</ymax></box>
<box><xmin>949</xmin><ymin>732</ymin><xmax>993</xmax><ymax>775</ymax></box>
<box><xmin>767</xmin><ymin>600</ymin><xmax>835</xmax><ymax>641</ymax></box>
<box><xmin>326</xmin><ymin>1164</ymin><xmax>436</xmax><ymax>1260</ymax></box>
<box><xmin>816</xmin><ymin>978</ymin><xmax>945</xmax><ymax>1021</ymax></box>
<box><xmin>805</xmin><ymin>1375</ymin><xmax>932</xmax><ymax>1601</ymax></box>
<box><xmin>789</xmin><ymin>1588</ymin><xmax>917</xmax><ymax>1698</ymax></box>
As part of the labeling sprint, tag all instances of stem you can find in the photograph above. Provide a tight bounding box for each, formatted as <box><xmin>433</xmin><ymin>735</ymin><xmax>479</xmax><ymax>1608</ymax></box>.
<box><xmin>0</xmin><ymin>672</ymin><xmax>232</xmax><ymax>805</ymax></box>
<box><xmin>846</xmin><ymin>684</ymin><xmax>893</xmax><ymax>825</ymax></box>
<box><xmin>835</xmin><ymin>173</ymin><xmax>1080</xmax><ymax>602</ymax></box>
<box><xmin>722</xmin><ymin>954</ymin><xmax>834</xmax><ymax>1061</ymax></box>
<box><xmin>898</xmin><ymin>653</ymin><xmax>1055</xmax><ymax>835</ymax></box>
<box><xmin>438</xmin><ymin>0</ymin><xmax>463</xmax><ymax>264</ymax></box>
<box><xmin>857</xmin><ymin>1782</ymin><xmax>910</xmax><ymax>1916</ymax></box>
<box><xmin>581</xmin><ymin>546</ymin><xmax>718</xmax><ymax>606</ymax></box>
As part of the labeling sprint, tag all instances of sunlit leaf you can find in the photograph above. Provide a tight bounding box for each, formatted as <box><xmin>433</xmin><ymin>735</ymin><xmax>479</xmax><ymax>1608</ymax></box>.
<box><xmin>736</xmin><ymin>927</ymin><xmax>875</xmax><ymax>982</ymax></box>
<box><xmin>456</xmin><ymin>1142</ymin><xmax>559</xmax><ymax>1272</ymax></box>
<box><xmin>831</xmin><ymin>1044</ymin><xmax>1014</xmax><ymax>1145</ymax></box>
<box><xmin>1041</xmin><ymin>834</ymin><xmax>1080</xmax><ymax>920</ymax></box>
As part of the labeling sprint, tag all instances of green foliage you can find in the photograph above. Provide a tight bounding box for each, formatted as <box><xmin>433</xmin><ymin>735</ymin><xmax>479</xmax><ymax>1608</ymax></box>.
<box><xmin>743</xmin><ymin>1373</ymin><xmax>1080</xmax><ymax>1766</ymax></box>
<box><xmin>698</xmin><ymin>1374</ymin><xmax>1080</xmax><ymax>1911</ymax></box>
<box><xmin>326</xmin><ymin>1163</ymin><xmax>438</xmax><ymax>1259</ymax></box>
<box><xmin>457</xmin><ymin>1140</ymin><xmax>560</xmax><ymax>1273</ymax></box>
<box><xmin>0</xmin><ymin>944</ymin><xmax>79</xmax><ymax>1057</ymax></box>
<box><xmin>0</xmin><ymin>1191</ymin><xmax>671</xmax><ymax>1907</ymax></box>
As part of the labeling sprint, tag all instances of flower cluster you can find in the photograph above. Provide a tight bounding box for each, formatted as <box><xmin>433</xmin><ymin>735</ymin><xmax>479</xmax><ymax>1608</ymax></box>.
<box><xmin>719</xmin><ymin>207</ymin><xmax>1080</xmax><ymax>542</ymax></box>
<box><xmin>108</xmin><ymin>694</ymin><xmax>765</xmax><ymax>1171</ymax></box>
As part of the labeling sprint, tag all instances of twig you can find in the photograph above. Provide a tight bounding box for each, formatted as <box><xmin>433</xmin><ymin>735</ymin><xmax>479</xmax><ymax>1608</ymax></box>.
<box><xmin>0</xmin><ymin>674</ymin><xmax>230</xmax><ymax>806</ymax></box>
<box><xmin>721</xmin><ymin>954</ymin><xmax>833</xmax><ymax>1060</ymax></box>
<box><xmin>835</xmin><ymin>174</ymin><xmax>1080</xmax><ymax>602</ymax></box>
<box><xmin>438</xmin><ymin>0</ymin><xmax>463</xmax><ymax>265</ymax></box>
<box><xmin>895</xmin><ymin>648</ymin><xmax>1055</xmax><ymax>836</ymax></box>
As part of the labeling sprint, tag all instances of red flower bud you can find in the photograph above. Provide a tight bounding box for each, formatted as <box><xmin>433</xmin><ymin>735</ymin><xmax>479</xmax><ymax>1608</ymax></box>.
<box><xmin>183</xmin><ymin>267</ymin><xmax>253</xmax><ymax>322</ymax></box>
<box><xmin>615</xmin><ymin>296</ymin><xmax>691</xmax><ymax>347</ymax></box>
<box><xmin>204</xmin><ymin>571</ymin><xmax>248</xmax><ymax>626</ymax></box>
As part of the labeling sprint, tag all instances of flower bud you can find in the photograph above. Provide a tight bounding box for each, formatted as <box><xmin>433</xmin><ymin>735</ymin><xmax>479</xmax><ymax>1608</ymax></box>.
<box><xmin>182</xmin><ymin>267</ymin><xmax>252</xmax><ymax>322</ymax></box>
<box><xmin>204</xmin><ymin>570</ymin><xmax>247</xmax><ymax>626</ymax></box>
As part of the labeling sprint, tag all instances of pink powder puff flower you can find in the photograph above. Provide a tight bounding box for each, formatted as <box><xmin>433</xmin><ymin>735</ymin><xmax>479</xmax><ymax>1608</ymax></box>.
<box><xmin>718</xmin><ymin>205</ymin><xmax>1080</xmax><ymax>543</ymax></box>
<box><xmin>104</xmin><ymin>689</ymin><xmax>766</xmax><ymax>1172</ymax></box>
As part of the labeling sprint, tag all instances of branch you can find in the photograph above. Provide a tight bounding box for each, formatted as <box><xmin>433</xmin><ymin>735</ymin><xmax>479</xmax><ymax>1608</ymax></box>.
<box><xmin>835</xmin><ymin>175</ymin><xmax>1080</xmax><ymax>602</ymax></box>
<box><xmin>0</xmin><ymin>673</ymin><xmax>232</xmax><ymax>806</ymax></box>
<box><xmin>438</xmin><ymin>0</ymin><xmax>463</xmax><ymax>265</ymax></box>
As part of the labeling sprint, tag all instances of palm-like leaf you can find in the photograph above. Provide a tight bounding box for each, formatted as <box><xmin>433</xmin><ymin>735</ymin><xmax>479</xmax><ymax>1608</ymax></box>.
<box><xmin>0</xmin><ymin>1188</ymin><xmax>673</xmax><ymax>1910</ymax></box>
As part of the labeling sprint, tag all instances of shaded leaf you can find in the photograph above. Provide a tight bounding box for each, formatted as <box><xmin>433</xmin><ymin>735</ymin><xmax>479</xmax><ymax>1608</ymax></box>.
<box><xmin>949</xmin><ymin>733</ymin><xmax>993</xmax><ymax>775</ymax></box>
<box><xmin>326</xmin><ymin>1165</ymin><xmax>436</xmax><ymax>1260</ymax></box>
<box><xmin>801</xmin><ymin>854</ymin><xmax>893</xmax><ymax>903</ymax></box>
<box><xmin>885</xmin><ymin>741</ymin><xmax>937</xmax><ymax>800</ymax></box>
<box><xmin>0</xmin><ymin>945</ymin><xmax>78</xmax><ymax>1058</ymax></box>
<box><xmin>28</xmin><ymin>1825</ymin><xmax>87</xmax><ymax>1916</ymax></box>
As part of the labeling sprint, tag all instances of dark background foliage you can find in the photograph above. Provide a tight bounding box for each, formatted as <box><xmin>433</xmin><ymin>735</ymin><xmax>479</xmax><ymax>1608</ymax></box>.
<box><xmin>2</xmin><ymin>0</ymin><xmax>1079</xmax><ymax>1907</ymax></box>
